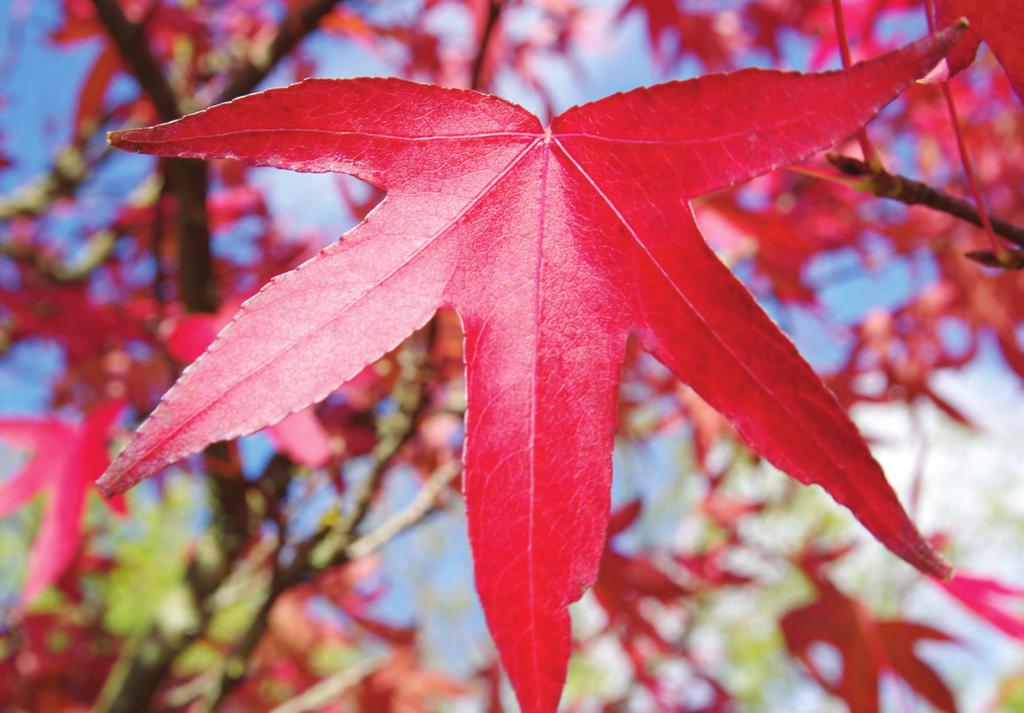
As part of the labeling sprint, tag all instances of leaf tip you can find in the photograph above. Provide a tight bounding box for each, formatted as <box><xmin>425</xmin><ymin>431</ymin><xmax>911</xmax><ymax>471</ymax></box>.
<box><xmin>908</xmin><ymin>21</ymin><xmax>970</xmax><ymax>87</ymax></box>
<box><xmin>933</xmin><ymin>18</ymin><xmax>970</xmax><ymax>52</ymax></box>
<box><xmin>107</xmin><ymin>128</ymin><xmax>149</xmax><ymax>153</ymax></box>
<box><xmin>95</xmin><ymin>459</ymin><xmax>130</xmax><ymax>499</ymax></box>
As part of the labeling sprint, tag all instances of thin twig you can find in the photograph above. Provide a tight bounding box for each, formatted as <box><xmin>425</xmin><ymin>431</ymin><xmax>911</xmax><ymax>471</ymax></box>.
<box><xmin>827</xmin><ymin>154</ymin><xmax>1024</xmax><ymax>249</ymax></box>
<box><xmin>830</xmin><ymin>0</ymin><xmax>878</xmax><ymax>167</ymax></box>
<box><xmin>89</xmin><ymin>0</ymin><xmax>180</xmax><ymax>120</ymax></box>
<box><xmin>0</xmin><ymin>228</ymin><xmax>117</xmax><ymax>282</ymax></box>
<box><xmin>317</xmin><ymin>327</ymin><xmax>435</xmax><ymax>559</ymax></box>
<box><xmin>205</xmin><ymin>455</ymin><xmax>455</xmax><ymax>713</ymax></box>
<box><xmin>215</xmin><ymin>0</ymin><xmax>346</xmax><ymax>103</ymax></box>
<box><xmin>197</xmin><ymin>453</ymin><xmax>451</xmax><ymax>712</ymax></box>
<box><xmin>269</xmin><ymin>657</ymin><xmax>383</xmax><ymax>713</ymax></box>
<box><xmin>0</xmin><ymin>143</ymin><xmax>113</xmax><ymax>222</ymax></box>
<box><xmin>469</xmin><ymin>0</ymin><xmax>504</xmax><ymax>91</ymax></box>
<box><xmin>346</xmin><ymin>461</ymin><xmax>461</xmax><ymax>559</ymax></box>
<box><xmin>199</xmin><ymin>327</ymin><xmax>436</xmax><ymax>711</ymax></box>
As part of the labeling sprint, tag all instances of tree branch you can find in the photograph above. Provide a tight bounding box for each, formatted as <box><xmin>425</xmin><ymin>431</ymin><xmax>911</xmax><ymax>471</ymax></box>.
<box><xmin>85</xmin><ymin>13</ymin><xmax>231</xmax><ymax>705</ymax></box>
<box><xmin>89</xmin><ymin>0</ymin><xmax>180</xmax><ymax>121</ymax></box>
<box><xmin>194</xmin><ymin>459</ymin><xmax>454</xmax><ymax>713</ymax></box>
<box><xmin>167</xmin><ymin>158</ymin><xmax>218</xmax><ymax>311</ymax></box>
<box><xmin>0</xmin><ymin>147</ymin><xmax>112</xmax><ymax>223</ymax></box>
<box><xmin>89</xmin><ymin>0</ymin><xmax>219</xmax><ymax>311</ymax></box>
<box><xmin>94</xmin><ymin>455</ymin><xmax>291</xmax><ymax>713</ymax></box>
<box><xmin>87</xmin><ymin>2</ymin><xmax>392</xmax><ymax>710</ymax></box>
<box><xmin>316</xmin><ymin>327</ymin><xmax>437</xmax><ymax>561</ymax></box>
<box><xmin>827</xmin><ymin>153</ymin><xmax>1024</xmax><ymax>249</ymax></box>
<box><xmin>346</xmin><ymin>460</ymin><xmax>460</xmax><ymax>560</ymax></box>
<box><xmin>0</xmin><ymin>228</ymin><xmax>117</xmax><ymax>282</ymax></box>
<box><xmin>269</xmin><ymin>657</ymin><xmax>383</xmax><ymax>713</ymax></box>
<box><xmin>469</xmin><ymin>0</ymin><xmax>504</xmax><ymax>91</ymax></box>
<box><xmin>215</xmin><ymin>0</ymin><xmax>346</xmax><ymax>103</ymax></box>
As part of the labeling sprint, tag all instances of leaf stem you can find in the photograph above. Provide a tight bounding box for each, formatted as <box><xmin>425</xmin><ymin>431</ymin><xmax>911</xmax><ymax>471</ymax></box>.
<box><xmin>922</xmin><ymin>0</ymin><xmax>1008</xmax><ymax>262</ymax></box>
<box><xmin>830</xmin><ymin>0</ymin><xmax>880</xmax><ymax>168</ymax></box>
<box><xmin>938</xmin><ymin>82</ymin><xmax>1005</xmax><ymax>256</ymax></box>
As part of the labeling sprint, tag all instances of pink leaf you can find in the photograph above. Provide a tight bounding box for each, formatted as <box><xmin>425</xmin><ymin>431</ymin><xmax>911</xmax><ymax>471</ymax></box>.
<box><xmin>266</xmin><ymin>408</ymin><xmax>334</xmax><ymax>467</ymax></box>
<box><xmin>937</xmin><ymin>573</ymin><xmax>1024</xmax><ymax>639</ymax></box>
<box><xmin>102</xmin><ymin>26</ymin><xmax>963</xmax><ymax>713</ymax></box>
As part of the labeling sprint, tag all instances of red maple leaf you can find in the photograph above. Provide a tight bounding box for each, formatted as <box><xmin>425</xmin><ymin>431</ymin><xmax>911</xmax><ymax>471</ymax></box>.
<box><xmin>937</xmin><ymin>0</ymin><xmax>1024</xmax><ymax>102</ymax></box>
<box><xmin>99</xmin><ymin>26</ymin><xmax>962</xmax><ymax>713</ymax></box>
<box><xmin>783</xmin><ymin>568</ymin><xmax>958</xmax><ymax>713</ymax></box>
<box><xmin>0</xmin><ymin>400</ymin><xmax>125</xmax><ymax>606</ymax></box>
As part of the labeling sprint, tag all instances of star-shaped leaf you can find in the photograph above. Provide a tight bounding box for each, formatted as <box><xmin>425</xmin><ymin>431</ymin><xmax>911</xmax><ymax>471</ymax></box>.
<box><xmin>101</xmin><ymin>25</ymin><xmax>962</xmax><ymax>713</ymax></box>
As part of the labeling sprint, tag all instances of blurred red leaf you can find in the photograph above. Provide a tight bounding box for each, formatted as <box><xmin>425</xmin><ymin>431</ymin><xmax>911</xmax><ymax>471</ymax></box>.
<box><xmin>0</xmin><ymin>611</ymin><xmax>119</xmax><ymax>710</ymax></box>
<box><xmin>782</xmin><ymin>573</ymin><xmax>958</xmax><ymax>713</ymax></box>
<box><xmin>619</xmin><ymin>0</ymin><xmax>739</xmax><ymax>71</ymax></box>
<box><xmin>0</xmin><ymin>285</ymin><xmax>148</xmax><ymax>362</ymax></box>
<box><xmin>0</xmin><ymin>400</ymin><xmax>125</xmax><ymax>605</ymax></box>
<box><xmin>936</xmin><ymin>573</ymin><xmax>1024</xmax><ymax>639</ymax></box>
<box><xmin>937</xmin><ymin>0</ymin><xmax>1024</xmax><ymax>102</ymax></box>
<box><xmin>73</xmin><ymin>44</ymin><xmax>121</xmax><ymax>140</ymax></box>
<box><xmin>594</xmin><ymin>503</ymin><xmax>691</xmax><ymax>651</ymax></box>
